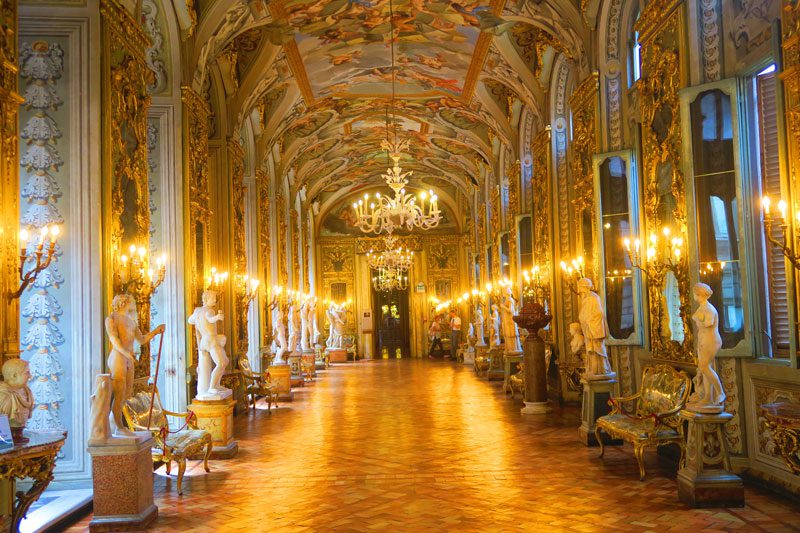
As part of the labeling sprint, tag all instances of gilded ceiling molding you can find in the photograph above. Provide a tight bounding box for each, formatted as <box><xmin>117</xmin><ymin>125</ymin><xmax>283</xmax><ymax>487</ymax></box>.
<box><xmin>601</xmin><ymin>0</ymin><xmax>623</xmax><ymax>150</ymax></box>
<box><xmin>461</xmin><ymin>0</ymin><xmax>508</xmax><ymax>103</ymax></box>
<box><xmin>181</xmin><ymin>85</ymin><xmax>211</xmax><ymax>308</ymax></box>
<box><xmin>0</xmin><ymin>0</ymin><xmax>23</xmax><ymax>363</ymax></box>
<box><xmin>635</xmin><ymin>0</ymin><xmax>694</xmax><ymax>363</ymax></box>
<box><xmin>101</xmin><ymin>0</ymin><xmax>154</xmax><ymax>376</ymax></box>
<box><xmin>228</xmin><ymin>138</ymin><xmax>248</xmax><ymax>356</ymax></box>
<box><xmin>192</xmin><ymin>1</ymin><xmax>251</xmax><ymax>92</ymax></box>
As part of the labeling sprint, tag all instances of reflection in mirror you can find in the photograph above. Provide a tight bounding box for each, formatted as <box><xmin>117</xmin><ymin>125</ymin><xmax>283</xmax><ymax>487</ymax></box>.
<box><xmin>500</xmin><ymin>233</ymin><xmax>510</xmax><ymax>277</ymax></box>
<box><xmin>581</xmin><ymin>210</ymin><xmax>593</xmax><ymax>264</ymax></box>
<box><xmin>518</xmin><ymin>217</ymin><xmax>532</xmax><ymax>271</ymax></box>
<box><xmin>652</xmin><ymin>104</ymin><xmax>673</xmax><ymax>144</ymax></box>
<box><xmin>486</xmin><ymin>246</ymin><xmax>494</xmax><ymax>281</ymax></box>
<box><xmin>690</xmin><ymin>89</ymin><xmax>743</xmax><ymax>348</ymax></box>
<box><xmin>194</xmin><ymin>222</ymin><xmax>205</xmax><ymax>302</ymax></box>
<box><xmin>434</xmin><ymin>279</ymin><xmax>451</xmax><ymax>300</ymax></box>
<box><xmin>655</xmin><ymin>160</ymin><xmax>676</xmax><ymax>226</ymax></box>
<box><xmin>663</xmin><ymin>271</ymin><xmax>685</xmax><ymax>343</ymax></box>
<box><xmin>330</xmin><ymin>282</ymin><xmax>347</xmax><ymax>302</ymax></box>
<box><xmin>599</xmin><ymin>156</ymin><xmax>634</xmax><ymax>339</ymax></box>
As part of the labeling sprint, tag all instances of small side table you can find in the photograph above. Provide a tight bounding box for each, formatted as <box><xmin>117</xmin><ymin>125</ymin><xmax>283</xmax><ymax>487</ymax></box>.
<box><xmin>0</xmin><ymin>431</ymin><xmax>66</xmax><ymax>532</ymax></box>
<box><xmin>760</xmin><ymin>402</ymin><xmax>800</xmax><ymax>475</ymax></box>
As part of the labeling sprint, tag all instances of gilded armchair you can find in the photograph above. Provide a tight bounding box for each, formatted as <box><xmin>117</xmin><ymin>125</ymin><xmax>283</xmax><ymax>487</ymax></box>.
<box><xmin>595</xmin><ymin>364</ymin><xmax>691</xmax><ymax>480</ymax></box>
<box><xmin>239</xmin><ymin>358</ymin><xmax>279</xmax><ymax>411</ymax></box>
<box><xmin>342</xmin><ymin>334</ymin><xmax>358</xmax><ymax>361</ymax></box>
<box><xmin>123</xmin><ymin>388</ymin><xmax>212</xmax><ymax>495</ymax></box>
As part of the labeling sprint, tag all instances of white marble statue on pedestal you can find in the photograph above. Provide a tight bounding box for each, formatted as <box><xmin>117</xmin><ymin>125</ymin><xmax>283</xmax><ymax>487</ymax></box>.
<box><xmin>188</xmin><ymin>290</ymin><xmax>231</xmax><ymax>400</ymax></box>
<box><xmin>310</xmin><ymin>297</ymin><xmax>321</xmax><ymax>347</ymax></box>
<box><xmin>688</xmin><ymin>283</ymin><xmax>726</xmax><ymax>413</ymax></box>
<box><xmin>105</xmin><ymin>294</ymin><xmax>164</xmax><ymax>435</ymax></box>
<box><xmin>500</xmin><ymin>287</ymin><xmax>522</xmax><ymax>354</ymax></box>
<box><xmin>474</xmin><ymin>303</ymin><xmax>486</xmax><ymax>346</ymax></box>
<box><xmin>0</xmin><ymin>359</ymin><xmax>34</xmax><ymax>441</ymax></box>
<box><xmin>300</xmin><ymin>297</ymin><xmax>311</xmax><ymax>352</ymax></box>
<box><xmin>490</xmin><ymin>304</ymin><xmax>501</xmax><ymax>347</ymax></box>
<box><xmin>88</xmin><ymin>374</ymin><xmax>117</xmax><ymax>446</ymax></box>
<box><xmin>287</xmin><ymin>302</ymin><xmax>301</xmax><ymax>354</ymax></box>
<box><xmin>577</xmin><ymin>278</ymin><xmax>615</xmax><ymax>380</ymax></box>
<box><xmin>271</xmin><ymin>303</ymin><xmax>288</xmax><ymax>364</ymax></box>
<box><xmin>325</xmin><ymin>303</ymin><xmax>346</xmax><ymax>350</ymax></box>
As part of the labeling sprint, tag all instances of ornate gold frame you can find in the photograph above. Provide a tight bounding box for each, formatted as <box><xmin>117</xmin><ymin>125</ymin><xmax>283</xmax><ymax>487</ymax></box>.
<box><xmin>228</xmin><ymin>138</ymin><xmax>247</xmax><ymax>357</ymax></box>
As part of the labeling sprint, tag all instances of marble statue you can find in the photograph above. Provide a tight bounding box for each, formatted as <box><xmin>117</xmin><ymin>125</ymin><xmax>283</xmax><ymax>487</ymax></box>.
<box><xmin>106</xmin><ymin>294</ymin><xmax>164</xmax><ymax>435</ymax></box>
<box><xmin>490</xmin><ymin>304</ymin><xmax>501</xmax><ymax>346</ymax></box>
<box><xmin>88</xmin><ymin>374</ymin><xmax>113</xmax><ymax>445</ymax></box>
<box><xmin>271</xmin><ymin>303</ymin><xmax>288</xmax><ymax>364</ymax></box>
<box><xmin>325</xmin><ymin>303</ymin><xmax>346</xmax><ymax>350</ymax></box>
<box><xmin>310</xmin><ymin>297</ymin><xmax>321</xmax><ymax>347</ymax></box>
<box><xmin>568</xmin><ymin>322</ymin><xmax>584</xmax><ymax>357</ymax></box>
<box><xmin>300</xmin><ymin>297</ymin><xmax>311</xmax><ymax>352</ymax></box>
<box><xmin>474</xmin><ymin>304</ymin><xmax>486</xmax><ymax>346</ymax></box>
<box><xmin>688</xmin><ymin>283</ymin><xmax>726</xmax><ymax>412</ymax></box>
<box><xmin>287</xmin><ymin>302</ymin><xmax>301</xmax><ymax>354</ymax></box>
<box><xmin>0</xmin><ymin>359</ymin><xmax>34</xmax><ymax>440</ymax></box>
<box><xmin>500</xmin><ymin>287</ymin><xmax>523</xmax><ymax>353</ymax></box>
<box><xmin>577</xmin><ymin>278</ymin><xmax>615</xmax><ymax>380</ymax></box>
<box><xmin>188</xmin><ymin>290</ymin><xmax>231</xmax><ymax>400</ymax></box>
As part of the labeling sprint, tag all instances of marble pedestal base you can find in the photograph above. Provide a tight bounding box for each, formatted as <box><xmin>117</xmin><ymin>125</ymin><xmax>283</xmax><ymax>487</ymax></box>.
<box><xmin>462</xmin><ymin>348</ymin><xmax>475</xmax><ymax>365</ymax></box>
<box><xmin>88</xmin><ymin>435</ymin><xmax>157</xmax><ymax>532</ymax></box>
<box><xmin>677</xmin><ymin>410</ymin><xmax>744</xmax><ymax>508</ymax></box>
<box><xmin>327</xmin><ymin>349</ymin><xmax>347</xmax><ymax>363</ymax></box>
<box><xmin>486</xmin><ymin>348</ymin><xmax>506</xmax><ymax>381</ymax></box>
<box><xmin>302</xmin><ymin>351</ymin><xmax>316</xmax><ymax>378</ymax></box>
<box><xmin>288</xmin><ymin>353</ymin><xmax>304</xmax><ymax>387</ymax></box>
<box><xmin>521</xmin><ymin>401</ymin><xmax>552</xmax><ymax>415</ymax></box>
<box><xmin>579</xmin><ymin>378</ymin><xmax>621</xmax><ymax>446</ymax></box>
<box><xmin>268</xmin><ymin>364</ymin><xmax>293</xmax><ymax>401</ymax></box>
<box><xmin>188</xmin><ymin>396</ymin><xmax>238</xmax><ymax>459</ymax></box>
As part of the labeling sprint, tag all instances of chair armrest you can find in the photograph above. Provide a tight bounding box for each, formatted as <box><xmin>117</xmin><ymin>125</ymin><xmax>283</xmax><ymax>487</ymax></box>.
<box><xmin>608</xmin><ymin>392</ymin><xmax>641</xmax><ymax>415</ymax></box>
<box><xmin>163</xmin><ymin>410</ymin><xmax>199</xmax><ymax>430</ymax></box>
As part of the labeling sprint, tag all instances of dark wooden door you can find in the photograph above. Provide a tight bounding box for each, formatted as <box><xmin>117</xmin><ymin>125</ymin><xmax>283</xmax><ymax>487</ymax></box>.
<box><xmin>373</xmin><ymin>288</ymin><xmax>410</xmax><ymax>358</ymax></box>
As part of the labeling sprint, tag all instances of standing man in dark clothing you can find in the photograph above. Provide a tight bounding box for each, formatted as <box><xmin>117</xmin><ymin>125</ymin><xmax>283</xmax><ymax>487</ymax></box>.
<box><xmin>448</xmin><ymin>310</ymin><xmax>462</xmax><ymax>360</ymax></box>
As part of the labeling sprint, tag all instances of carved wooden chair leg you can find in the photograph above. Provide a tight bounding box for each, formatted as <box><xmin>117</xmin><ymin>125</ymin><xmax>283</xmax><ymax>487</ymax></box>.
<box><xmin>596</xmin><ymin>427</ymin><xmax>606</xmax><ymax>458</ymax></box>
<box><xmin>634</xmin><ymin>443</ymin><xmax>647</xmax><ymax>481</ymax></box>
<box><xmin>177</xmin><ymin>458</ymin><xmax>187</xmax><ymax>495</ymax></box>
<box><xmin>203</xmin><ymin>438</ymin><xmax>212</xmax><ymax>473</ymax></box>
<box><xmin>677</xmin><ymin>442</ymin><xmax>686</xmax><ymax>469</ymax></box>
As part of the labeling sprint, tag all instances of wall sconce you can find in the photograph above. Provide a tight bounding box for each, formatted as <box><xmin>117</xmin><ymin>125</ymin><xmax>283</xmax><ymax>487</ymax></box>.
<box><xmin>761</xmin><ymin>196</ymin><xmax>800</xmax><ymax>270</ymax></box>
<box><xmin>239</xmin><ymin>275</ymin><xmax>260</xmax><ymax>306</ymax></box>
<box><xmin>10</xmin><ymin>225</ymin><xmax>61</xmax><ymax>299</ymax></box>
<box><xmin>622</xmin><ymin>226</ymin><xmax>684</xmax><ymax>278</ymax></box>
<box><xmin>205</xmin><ymin>267</ymin><xmax>229</xmax><ymax>291</ymax></box>
<box><xmin>115</xmin><ymin>244</ymin><xmax>167</xmax><ymax>298</ymax></box>
<box><xmin>521</xmin><ymin>264</ymin><xmax>548</xmax><ymax>303</ymax></box>
<box><xmin>559</xmin><ymin>256</ymin><xmax>585</xmax><ymax>295</ymax></box>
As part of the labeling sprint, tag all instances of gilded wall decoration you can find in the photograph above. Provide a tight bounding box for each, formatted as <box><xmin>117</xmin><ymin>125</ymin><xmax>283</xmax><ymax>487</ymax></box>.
<box><xmin>181</xmin><ymin>85</ymin><xmax>210</xmax><ymax>309</ymax></box>
<box><xmin>490</xmin><ymin>184</ymin><xmax>501</xmax><ymax>273</ymax></box>
<box><xmin>718</xmin><ymin>358</ymin><xmax>743</xmax><ymax>455</ymax></box>
<box><xmin>508</xmin><ymin>159</ymin><xmax>521</xmax><ymax>279</ymax></box>
<box><xmin>553</xmin><ymin>58</ymin><xmax>573</xmax><ymax>326</ymax></box>
<box><xmin>568</xmin><ymin>72</ymin><xmax>599</xmax><ymax>277</ymax></box>
<box><xmin>303</xmin><ymin>211</ymin><xmax>311</xmax><ymax>293</ymax></box>
<box><xmin>754</xmin><ymin>383</ymin><xmax>800</xmax><ymax>461</ymax></box>
<box><xmin>510</xmin><ymin>23</ymin><xmax>570</xmax><ymax>80</ymax></box>
<box><xmin>141</xmin><ymin>0</ymin><xmax>167</xmax><ymax>94</ymax></box>
<box><xmin>356</xmin><ymin>235</ymin><xmax>423</xmax><ymax>254</ymax></box>
<box><xmin>290</xmin><ymin>208</ymin><xmax>300</xmax><ymax>288</ymax></box>
<box><xmin>635</xmin><ymin>0</ymin><xmax>694</xmax><ymax>363</ymax></box>
<box><xmin>101</xmin><ymin>0</ymin><xmax>154</xmax><ymax>376</ymax></box>
<box><xmin>321</xmin><ymin>244</ymin><xmax>353</xmax><ymax>273</ymax></box>
<box><xmin>18</xmin><ymin>40</ymin><xmax>65</xmax><ymax>431</ymax></box>
<box><xmin>531</xmin><ymin>128</ymin><xmax>552</xmax><ymax>303</ymax></box>
<box><xmin>276</xmin><ymin>191</ymin><xmax>288</xmax><ymax>285</ymax></box>
<box><xmin>428</xmin><ymin>242</ymin><xmax>454</xmax><ymax>271</ymax></box>
<box><xmin>229</xmin><ymin>138</ymin><xmax>248</xmax><ymax>356</ymax></box>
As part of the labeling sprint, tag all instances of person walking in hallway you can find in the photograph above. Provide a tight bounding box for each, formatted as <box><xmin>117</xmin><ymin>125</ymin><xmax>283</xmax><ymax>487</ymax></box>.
<box><xmin>428</xmin><ymin>315</ymin><xmax>444</xmax><ymax>359</ymax></box>
<box><xmin>448</xmin><ymin>310</ymin><xmax>462</xmax><ymax>360</ymax></box>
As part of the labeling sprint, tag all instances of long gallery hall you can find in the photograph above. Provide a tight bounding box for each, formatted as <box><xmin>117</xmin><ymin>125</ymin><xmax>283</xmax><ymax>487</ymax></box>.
<box><xmin>1</xmin><ymin>0</ymin><xmax>800</xmax><ymax>531</ymax></box>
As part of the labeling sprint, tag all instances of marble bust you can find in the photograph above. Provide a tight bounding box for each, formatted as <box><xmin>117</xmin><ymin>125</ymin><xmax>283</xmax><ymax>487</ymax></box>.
<box><xmin>188</xmin><ymin>290</ymin><xmax>231</xmax><ymax>400</ymax></box>
<box><xmin>0</xmin><ymin>358</ymin><xmax>34</xmax><ymax>441</ymax></box>
<box><xmin>577</xmin><ymin>278</ymin><xmax>615</xmax><ymax>380</ymax></box>
<box><xmin>688</xmin><ymin>283</ymin><xmax>726</xmax><ymax>413</ymax></box>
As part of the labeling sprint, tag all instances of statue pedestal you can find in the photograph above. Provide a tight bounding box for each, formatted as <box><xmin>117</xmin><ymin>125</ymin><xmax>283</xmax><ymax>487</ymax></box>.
<box><xmin>327</xmin><ymin>349</ymin><xmax>347</xmax><ymax>363</ymax></box>
<box><xmin>188</xmin><ymin>394</ymin><xmax>238</xmax><ymax>459</ymax></box>
<box><xmin>521</xmin><ymin>333</ymin><xmax>551</xmax><ymax>415</ymax></box>
<box><xmin>579</xmin><ymin>377</ymin><xmax>620</xmax><ymax>446</ymax></box>
<box><xmin>486</xmin><ymin>347</ymin><xmax>506</xmax><ymax>381</ymax></box>
<box><xmin>302</xmin><ymin>350</ymin><xmax>316</xmax><ymax>379</ymax></box>
<box><xmin>88</xmin><ymin>434</ymin><xmax>157</xmax><ymax>532</ymax></box>
<box><xmin>268</xmin><ymin>363</ymin><xmax>293</xmax><ymax>401</ymax></box>
<box><xmin>677</xmin><ymin>410</ymin><xmax>744</xmax><ymax>508</ymax></box>
<box><xmin>288</xmin><ymin>353</ymin><xmax>304</xmax><ymax>387</ymax></box>
<box><xmin>462</xmin><ymin>347</ymin><xmax>475</xmax><ymax>365</ymax></box>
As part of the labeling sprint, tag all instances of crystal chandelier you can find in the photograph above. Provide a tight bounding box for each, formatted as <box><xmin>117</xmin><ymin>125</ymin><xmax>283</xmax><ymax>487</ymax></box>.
<box><xmin>372</xmin><ymin>265</ymin><xmax>409</xmax><ymax>292</ymax></box>
<box><xmin>365</xmin><ymin>235</ymin><xmax>414</xmax><ymax>271</ymax></box>
<box><xmin>351</xmin><ymin>0</ymin><xmax>441</xmax><ymax>235</ymax></box>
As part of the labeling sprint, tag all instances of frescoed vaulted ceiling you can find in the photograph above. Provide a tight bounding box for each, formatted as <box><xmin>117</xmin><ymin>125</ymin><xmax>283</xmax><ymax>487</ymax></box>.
<box><xmin>191</xmin><ymin>0</ymin><xmax>589</xmax><ymax>219</ymax></box>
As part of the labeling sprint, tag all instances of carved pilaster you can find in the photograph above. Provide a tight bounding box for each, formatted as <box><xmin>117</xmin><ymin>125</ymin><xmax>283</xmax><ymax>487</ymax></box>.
<box><xmin>256</xmin><ymin>169</ymin><xmax>271</xmax><ymax>343</ymax></box>
<box><xmin>508</xmin><ymin>159</ymin><xmax>520</xmax><ymax>281</ymax></box>
<box><xmin>228</xmin><ymin>138</ymin><xmax>247</xmax><ymax>357</ymax></box>
<box><xmin>290</xmin><ymin>208</ymin><xmax>299</xmax><ymax>289</ymax></box>
<box><xmin>0</xmin><ymin>0</ymin><xmax>22</xmax><ymax>364</ymax></box>
<box><xmin>101</xmin><ymin>0</ymin><xmax>153</xmax><ymax>376</ymax></box>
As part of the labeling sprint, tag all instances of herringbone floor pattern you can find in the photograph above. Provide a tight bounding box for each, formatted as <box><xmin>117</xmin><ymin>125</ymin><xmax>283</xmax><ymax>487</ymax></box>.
<box><xmin>66</xmin><ymin>360</ymin><xmax>799</xmax><ymax>531</ymax></box>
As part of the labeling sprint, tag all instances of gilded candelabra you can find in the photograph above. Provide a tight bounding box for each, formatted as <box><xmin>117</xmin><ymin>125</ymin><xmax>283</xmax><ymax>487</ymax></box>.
<box><xmin>559</xmin><ymin>256</ymin><xmax>585</xmax><ymax>295</ymax></box>
<box><xmin>622</xmin><ymin>226</ymin><xmax>684</xmax><ymax>279</ymax></box>
<box><xmin>113</xmin><ymin>244</ymin><xmax>167</xmax><ymax>299</ymax></box>
<box><xmin>10</xmin><ymin>225</ymin><xmax>61</xmax><ymax>299</ymax></box>
<box><xmin>761</xmin><ymin>196</ymin><xmax>800</xmax><ymax>270</ymax></box>
<box><xmin>205</xmin><ymin>267</ymin><xmax>229</xmax><ymax>291</ymax></box>
<box><xmin>521</xmin><ymin>264</ymin><xmax>549</xmax><ymax>304</ymax></box>
<box><xmin>237</xmin><ymin>275</ymin><xmax>260</xmax><ymax>306</ymax></box>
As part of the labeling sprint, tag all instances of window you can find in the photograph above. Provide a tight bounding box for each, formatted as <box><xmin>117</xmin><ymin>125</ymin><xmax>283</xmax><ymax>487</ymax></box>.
<box><xmin>499</xmin><ymin>232</ymin><xmax>510</xmax><ymax>278</ymax></box>
<box><xmin>630</xmin><ymin>30</ymin><xmax>641</xmax><ymax>86</ymax></box>
<box><xmin>754</xmin><ymin>64</ymin><xmax>789</xmax><ymax>357</ymax></box>
<box><xmin>594</xmin><ymin>152</ymin><xmax>639</xmax><ymax>342</ymax></box>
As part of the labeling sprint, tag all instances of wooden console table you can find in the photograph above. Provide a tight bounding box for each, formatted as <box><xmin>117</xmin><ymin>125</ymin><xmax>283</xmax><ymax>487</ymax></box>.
<box><xmin>760</xmin><ymin>402</ymin><xmax>800</xmax><ymax>475</ymax></box>
<box><xmin>0</xmin><ymin>431</ymin><xmax>66</xmax><ymax>533</ymax></box>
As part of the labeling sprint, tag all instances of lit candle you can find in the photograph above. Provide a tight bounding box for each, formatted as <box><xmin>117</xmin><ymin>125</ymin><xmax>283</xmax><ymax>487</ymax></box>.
<box><xmin>39</xmin><ymin>225</ymin><xmax>49</xmax><ymax>244</ymax></box>
<box><xmin>19</xmin><ymin>229</ymin><xmax>28</xmax><ymax>252</ymax></box>
<box><xmin>762</xmin><ymin>196</ymin><xmax>771</xmax><ymax>216</ymax></box>
<box><xmin>49</xmin><ymin>225</ymin><xmax>60</xmax><ymax>243</ymax></box>
<box><xmin>778</xmin><ymin>200</ymin><xmax>788</xmax><ymax>221</ymax></box>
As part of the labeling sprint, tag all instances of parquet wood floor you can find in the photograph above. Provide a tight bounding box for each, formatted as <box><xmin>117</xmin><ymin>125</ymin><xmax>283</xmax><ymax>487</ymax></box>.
<box><xmin>65</xmin><ymin>359</ymin><xmax>799</xmax><ymax>532</ymax></box>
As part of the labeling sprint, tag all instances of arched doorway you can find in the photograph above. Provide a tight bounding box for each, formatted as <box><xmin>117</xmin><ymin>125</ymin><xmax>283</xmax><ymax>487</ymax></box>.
<box><xmin>373</xmin><ymin>288</ymin><xmax>410</xmax><ymax>358</ymax></box>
